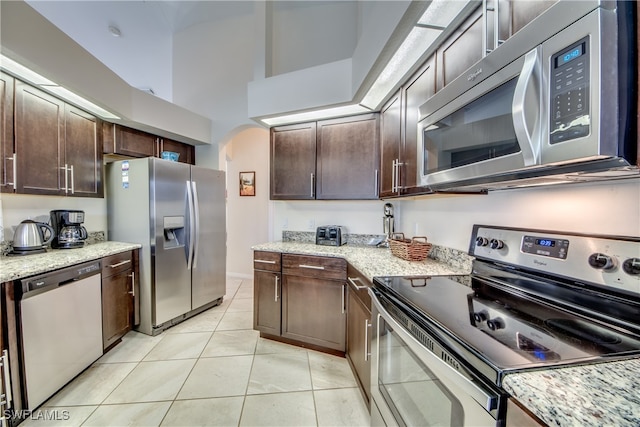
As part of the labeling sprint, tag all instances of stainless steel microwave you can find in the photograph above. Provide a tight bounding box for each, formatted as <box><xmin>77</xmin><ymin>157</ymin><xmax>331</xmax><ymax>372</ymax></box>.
<box><xmin>418</xmin><ymin>1</ymin><xmax>637</xmax><ymax>191</ymax></box>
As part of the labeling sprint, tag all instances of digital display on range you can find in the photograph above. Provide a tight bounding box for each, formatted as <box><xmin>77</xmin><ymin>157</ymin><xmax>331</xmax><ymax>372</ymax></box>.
<box><xmin>522</xmin><ymin>235</ymin><xmax>569</xmax><ymax>259</ymax></box>
<box><xmin>555</xmin><ymin>43</ymin><xmax>584</xmax><ymax>68</ymax></box>
<box><xmin>535</xmin><ymin>239</ymin><xmax>556</xmax><ymax>247</ymax></box>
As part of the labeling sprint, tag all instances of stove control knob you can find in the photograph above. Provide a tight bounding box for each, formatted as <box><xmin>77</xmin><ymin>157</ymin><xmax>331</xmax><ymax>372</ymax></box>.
<box><xmin>475</xmin><ymin>237</ymin><xmax>489</xmax><ymax>247</ymax></box>
<box><xmin>486</xmin><ymin>317</ymin><xmax>504</xmax><ymax>331</ymax></box>
<box><xmin>473</xmin><ymin>311</ymin><xmax>488</xmax><ymax>323</ymax></box>
<box><xmin>489</xmin><ymin>239</ymin><xmax>505</xmax><ymax>250</ymax></box>
<box><xmin>588</xmin><ymin>253</ymin><xmax>617</xmax><ymax>271</ymax></box>
<box><xmin>622</xmin><ymin>258</ymin><xmax>640</xmax><ymax>276</ymax></box>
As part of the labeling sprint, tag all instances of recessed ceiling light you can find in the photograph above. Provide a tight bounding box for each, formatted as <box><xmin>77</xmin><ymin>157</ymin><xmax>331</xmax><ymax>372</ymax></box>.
<box><xmin>108</xmin><ymin>25</ymin><xmax>122</xmax><ymax>37</ymax></box>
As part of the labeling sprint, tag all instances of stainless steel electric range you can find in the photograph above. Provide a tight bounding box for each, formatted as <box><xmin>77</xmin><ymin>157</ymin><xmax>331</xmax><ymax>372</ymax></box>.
<box><xmin>369</xmin><ymin>225</ymin><xmax>640</xmax><ymax>427</ymax></box>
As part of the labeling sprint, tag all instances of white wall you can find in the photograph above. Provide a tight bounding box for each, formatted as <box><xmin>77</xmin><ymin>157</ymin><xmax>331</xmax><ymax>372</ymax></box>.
<box><xmin>220</xmin><ymin>127</ymin><xmax>271</xmax><ymax>278</ymax></box>
<box><xmin>270</xmin><ymin>179</ymin><xmax>640</xmax><ymax>253</ymax></box>
<box><xmin>173</xmin><ymin>10</ymin><xmax>259</xmax><ymax>153</ymax></box>
<box><xmin>269</xmin><ymin>1</ymin><xmax>358</xmax><ymax>76</ymax></box>
<box><xmin>0</xmin><ymin>194</ymin><xmax>107</xmax><ymax>241</ymax></box>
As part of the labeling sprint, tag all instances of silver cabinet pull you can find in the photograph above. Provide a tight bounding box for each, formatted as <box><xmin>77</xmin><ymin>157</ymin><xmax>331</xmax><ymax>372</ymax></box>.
<box><xmin>255</xmin><ymin>260</ymin><xmax>277</xmax><ymax>264</ymax></box>
<box><xmin>341</xmin><ymin>283</ymin><xmax>346</xmax><ymax>314</ymax></box>
<box><xmin>5</xmin><ymin>154</ymin><xmax>16</xmax><ymax>189</ymax></box>
<box><xmin>310</xmin><ymin>173</ymin><xmax>315</xmax><ymax>198</ymax></box>
<box><xmin>70</xmin><ymin>164</ymin><xmax>75</xmax><ymax>194</ymax></box>
<box><xmin>364</xmin><ymin>319</ymin><xmax>371</xmax><ymax>361</ymax></box>
<box><xmin>348</xmin><ymin>276</ymin><xmax>368</xmax><ymax>290</ymax></box>
<box><xmin>1</xmin><ymin>349</ymin><xmax>12</xmax><ymax>410</ymax></box>
<box><xmin>374</xmin><ymin>169</ymin><xmax>379</xmax><ymax>197</ymax></box>
<box><xmin>60</xmin><ymin>164</ymin><xmax>69</xmax><ymax>193</ymax></box>
<box><xmin>391</xmin><ymin>159</ymin><xmax>396</xmax><ymax>192</ymax></box>
<box><xmin>274</xmin><ymin>275</ymin><xmax>279</xmax><ymax>302</ymax></box>
<box><xmin>108</xmin><ymin>259</ymin><xmax>131</xmax><ymax>268</ymax></box>
<box><xmin>299</xmin><ymin>264</ymin><xmax>324</xmax><ymax>270</ymax></box>
<box><xmin>128</xmin><ymin>271</ymin><xmax>135</xmax><ymax>296</ymax></box>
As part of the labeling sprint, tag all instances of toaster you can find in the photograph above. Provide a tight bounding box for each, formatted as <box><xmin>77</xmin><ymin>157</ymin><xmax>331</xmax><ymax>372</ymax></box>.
<box><xmin>315</xmin><ymin>226</ymin><xmax>347</xmax><ymax>246</ymax></box>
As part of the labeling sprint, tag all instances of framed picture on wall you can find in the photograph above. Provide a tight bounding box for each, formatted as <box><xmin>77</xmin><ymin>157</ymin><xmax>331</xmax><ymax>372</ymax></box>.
<box><xmin>239</xmin><ymin>171</ymin><xmax>256</xmax><ymax>196</ymax></box>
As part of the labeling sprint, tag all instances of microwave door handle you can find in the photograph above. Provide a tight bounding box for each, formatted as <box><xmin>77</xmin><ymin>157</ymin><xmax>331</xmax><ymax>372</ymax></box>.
<box><xmin>512</xmin><ymin>47</ymin><xmax>541</xmax><ymax>167</ymax></box>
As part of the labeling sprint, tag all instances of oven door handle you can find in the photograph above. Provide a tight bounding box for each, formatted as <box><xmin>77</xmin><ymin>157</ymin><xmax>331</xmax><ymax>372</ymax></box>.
<box><xmin>371</xmin><ymin>293</ymin><xmax>498</xmax><ymax>413</ymax></box>
<box><xmin>512</xmin><ymin>46</ymin><xmax>541</xmax><ymax>167</ymax></box>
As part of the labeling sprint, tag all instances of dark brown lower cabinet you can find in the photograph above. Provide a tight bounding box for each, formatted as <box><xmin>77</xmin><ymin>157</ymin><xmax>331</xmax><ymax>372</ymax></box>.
<box><xmin>253</xmin><ymin>269</ymin><xmax>281</xmax><ymax>336</ymax></box>
<box><xmin>281</xmin><ymin>274</ymin><xmax>346</xmax><ymax>351</ymax></box>
<box><xmin>101</xmin><ymin>250</ymin><xmax>137</xmax><ymax>350</ymax></box>
<box><xmin>346</xmin><ymin>266</ymin><xmax>372</xmax><ymax>406</ymax></box>
<box><xmin>253</xmin><ymin>252</ymin><xmax>347</xmax><ymax>353</ymax></box>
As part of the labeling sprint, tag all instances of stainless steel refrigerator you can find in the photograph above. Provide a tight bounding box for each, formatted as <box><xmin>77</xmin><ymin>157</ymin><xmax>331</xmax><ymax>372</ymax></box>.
<box><xmin>106</xmin><ymin>157</ymin><xmax>226</xmax><ymax>335</ymax></box>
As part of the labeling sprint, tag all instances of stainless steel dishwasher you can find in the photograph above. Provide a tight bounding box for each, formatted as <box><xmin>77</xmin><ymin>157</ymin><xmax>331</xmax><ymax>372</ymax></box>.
<box><xmin>18</xmin><ymin>260</ymin><xmax>103</xmax><ymax>410</ymax></box>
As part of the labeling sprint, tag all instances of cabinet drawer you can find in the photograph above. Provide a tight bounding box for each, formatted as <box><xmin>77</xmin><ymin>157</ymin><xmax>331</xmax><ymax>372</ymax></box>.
<box><xmin>254</xmin><ymin>251</ymin><xmax>281</xmax><ymax>272</ymax></box>
<box><xmin>102</xmin><ymin>251</ymin><xmax>133</xmax><ymax>277</ymax></box>
<box><xmin>283</xmin><ymin>254</ymin><xmax>346</xmax><ymax>281</ymax></box>
<box><xmin>346</xmin><ymin>263</ymin><xmax>372</xmax><ymax>309</ymax></box>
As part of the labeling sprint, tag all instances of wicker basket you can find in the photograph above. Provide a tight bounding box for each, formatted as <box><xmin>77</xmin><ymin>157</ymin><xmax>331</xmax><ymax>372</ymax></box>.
<box><xmin>389</xmin><ymin>233</ymin><xmax>432</xmax><ymax>262</ymax></box>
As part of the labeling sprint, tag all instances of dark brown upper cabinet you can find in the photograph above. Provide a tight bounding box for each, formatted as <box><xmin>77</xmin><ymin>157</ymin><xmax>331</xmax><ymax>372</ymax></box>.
<box><xmin>0</xmin><ymin>72</ymin><xmax>15</xmax><ymax>193</ymax></box>
<box><xmin>380</xmin><ymin>56</ymin><xmax>436</xmax><ymax>198</ymax></box>
<box><xmin>12</xmin><ymin>80</ymin><xmax>103</xmax><ymax>197</ymax></box>
<box><xmin>316</xmin><ymin>114</ymin><xmax>379</xmax><ymax>200</ymax></box>
<box><xmin>103</xmin><ymin>122</ymin><xmax>196</xmax><ymax>165</ymax></box>
<box><xmin>270</xmin><ymin>114</ymin><xmax>380</xmax><ymax>200</ymax></box>
<box><xmin>270</xmin><ymin>122</ymin><xmax>317</xmax><ymax>200</ymax></box>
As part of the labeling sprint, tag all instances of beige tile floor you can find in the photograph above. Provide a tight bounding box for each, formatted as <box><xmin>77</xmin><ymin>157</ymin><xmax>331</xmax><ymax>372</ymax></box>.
<box><xmin>23</xmin><ymin>278</ymin><xmax>370</xmax><ymax>427</ymax></box>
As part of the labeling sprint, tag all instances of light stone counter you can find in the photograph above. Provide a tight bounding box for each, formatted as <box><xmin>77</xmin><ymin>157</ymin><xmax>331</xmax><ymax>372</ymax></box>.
<box><xmin>503</xmin><ymin>358</ymin><xmax>640</xmax><ymax>426</ymax></box>
<box><xmin>0</xmin><ymin>241</ymin><xmax>141</xmax><ymax>283</ymax></box>
<box><xmin>251</xmin><ymin>241</ymin><xmax>472</xmax><ymax>280</ymax></box>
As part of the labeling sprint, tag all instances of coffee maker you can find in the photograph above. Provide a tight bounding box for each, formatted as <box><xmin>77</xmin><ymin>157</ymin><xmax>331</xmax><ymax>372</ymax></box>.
<box><xmin>50</xmin><ymin>210</ymin><xmax>88</xmax><ymax>249</ymax></box>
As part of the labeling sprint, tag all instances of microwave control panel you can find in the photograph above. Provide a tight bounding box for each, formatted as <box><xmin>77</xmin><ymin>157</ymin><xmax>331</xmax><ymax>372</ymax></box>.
<box><xmin>549</xmin><ymin>37</ymin><xmax>590</xmax><ymax>144</ymax></box>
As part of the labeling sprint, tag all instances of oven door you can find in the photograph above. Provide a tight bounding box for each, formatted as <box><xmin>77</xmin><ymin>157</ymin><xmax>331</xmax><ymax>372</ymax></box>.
<box><xmin>370</xmin><ymin>290</ymin><xmax>502</xmax><ymax>427</ymax></box>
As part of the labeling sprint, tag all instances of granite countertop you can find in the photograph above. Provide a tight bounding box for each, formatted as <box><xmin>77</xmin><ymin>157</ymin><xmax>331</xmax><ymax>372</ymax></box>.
<box><xmin>0</xmin><ymin>241</ymin><xmax>141</xmax><ymax>283</ymax></box>
<box><xmin>253</xmin><ymin>239</ymin><xmax>640</xmax><ymax>427</ymax></box>
<box><xmin>251</xmin><ymin>241</ymin><xmax>472</xmax><ymax>280</ymax></box>
<box><xmin>503</xmin><ymin>358</ymin><xmax>640</xmax><ymax>426</ymax></box>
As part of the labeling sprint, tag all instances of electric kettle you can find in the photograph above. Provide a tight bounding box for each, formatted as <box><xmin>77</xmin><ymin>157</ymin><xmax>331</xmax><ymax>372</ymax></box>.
<box><xmin>12</xmin><ymin>219</ymin><xmax>55</xmax><ymax>253</ymax></box>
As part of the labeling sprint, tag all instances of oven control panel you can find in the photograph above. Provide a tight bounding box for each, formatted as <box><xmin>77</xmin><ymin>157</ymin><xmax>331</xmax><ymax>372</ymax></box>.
<box><xmin>470</xmin><ymin>225</ymin><xmax>640</xmax><ymax>296</ymax></box>
<box><xmin>521</xmin><ymin>235</ymin><xmax>570</xmax><ymax>260</ymax></box>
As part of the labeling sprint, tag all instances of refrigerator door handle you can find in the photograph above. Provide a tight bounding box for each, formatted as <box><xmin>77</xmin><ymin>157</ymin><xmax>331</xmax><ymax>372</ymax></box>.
<box><xmin>191</xmin><ymin>181</ymin><xmax>201</xmax><ymax>269</ymax></box>
<box><xmin>186</xmin><ymin>180</ymin><xmax>195</xmax><ymax>270</ymax></box>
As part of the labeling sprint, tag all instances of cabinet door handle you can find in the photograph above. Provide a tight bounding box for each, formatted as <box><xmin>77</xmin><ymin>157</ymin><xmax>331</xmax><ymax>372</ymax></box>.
<box><xmin>341</xmin><ymin>283</ymin><xmax>346</xmax><ymax>314</ymax></box>
<box><xmin>310</xmin><ymin>173</ymin><xmax>315</xmax><ymax>198</ymax></box>
<box><xmin>108</xmin><ymin>259</ymin><xmax>131</xmax><ymax>268</ymax></box>
<box><xmin>255</xmin><ymin>260</ymin><xmax>277</xmax><ymax>264</ymax></box>
<box><xmin>364</xmin><ymin>319</ymin><xmax>371</xmax><ymax>362</ymax></box>
<box><xmin>299</xmin><ymin>264</ymin><xmax>324</xmax><ymax>270</ymax></box>
<box><xmin>128</xmin><ymin>271</ymin><xmax>135</xmax><ymax>296</ymax></box>
<box><xmin>348</xmin><ymin>276</ymin><xmax>368</xmax><ymax>290</ymax></box>
<box><xmin>5</xmin><ymin>154</ymin><xmax>16</xmax><ymax>189</ymax></box>
<box><xmin>60</xmin><ymin>164</ymin><xmax>69</xmax><ymax>193</ymax></box>
<box><xmin>391</xmin><ymin>159</ymin><xmax>396</xmax><ymax>192</ymax></box>
<box><xmin>274</xmin><ymin>275</ymin><xmax>279</xmax><ymax>302</ymax></box>
<box><xmin>374</xmin><ymin>169</ymin><xmax>379</xmax><ymax>197</ymax></box>
<box><xmin>70</xmin><ymin>164</ymin><xmax>75</xmax><ymax>194</ymax></box>
<box><xmin>1</xmin><ymin>349</ymin><xmax>13</xmax><ymax>410</ymax></box>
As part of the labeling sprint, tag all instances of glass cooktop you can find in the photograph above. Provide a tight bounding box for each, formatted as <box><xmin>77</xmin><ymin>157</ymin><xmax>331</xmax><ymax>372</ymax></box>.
<box><xmin>372</xmin><ymin>274</ymin><xmax>640</xmax><ymax>384</ymax></box>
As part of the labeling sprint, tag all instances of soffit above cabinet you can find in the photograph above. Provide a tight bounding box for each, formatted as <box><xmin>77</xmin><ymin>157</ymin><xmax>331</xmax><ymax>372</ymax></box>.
<box><xmin>0</xmin><ymin>1</ymin><xmax>212</xmax><ymax>146</ymax></box>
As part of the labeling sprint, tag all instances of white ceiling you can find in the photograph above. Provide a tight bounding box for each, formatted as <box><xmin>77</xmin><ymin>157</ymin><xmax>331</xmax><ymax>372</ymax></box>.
<box><xmin>25</xmin><ymin>1</ymin><xmax>359</xmax><ymax>102</ymax></box>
